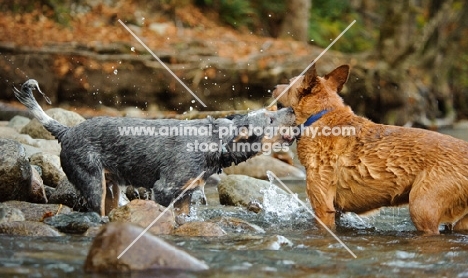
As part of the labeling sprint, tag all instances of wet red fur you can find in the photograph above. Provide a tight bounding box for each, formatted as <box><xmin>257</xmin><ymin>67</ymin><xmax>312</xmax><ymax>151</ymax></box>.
<box><xmin>273</xmin><ymin>64</ymin><xmax>468</xmax><ymax>235</ymax></box>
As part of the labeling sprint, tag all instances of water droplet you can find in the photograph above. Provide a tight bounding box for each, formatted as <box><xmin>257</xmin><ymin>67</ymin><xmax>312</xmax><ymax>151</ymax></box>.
<box><xmin>191</xmin><ymin>100</ymin><xmax>195</xmax><ymax>103</ymax></box>
<box><xmin>114</xmin><ymin>69</ymin><xmax>118</xmax><ymax>75</ymax></box>
<box><xmin>131</xmin><ymin>47</ymin><xmax>135</xmax><ymax>52</ymax></box>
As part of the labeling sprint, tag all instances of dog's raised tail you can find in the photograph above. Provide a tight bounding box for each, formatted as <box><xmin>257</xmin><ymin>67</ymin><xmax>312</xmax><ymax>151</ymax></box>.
<box><xmin>13</xmin><ymin>79</ymin><xmax>68</xmax><ymax>142</ymax></box>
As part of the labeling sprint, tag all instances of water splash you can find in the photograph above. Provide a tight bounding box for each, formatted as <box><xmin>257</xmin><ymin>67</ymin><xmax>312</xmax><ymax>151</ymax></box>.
<box><xmin>262</xmin><ymin>171</ymin><xmax>300</xmax><ymax>221</ymax></box>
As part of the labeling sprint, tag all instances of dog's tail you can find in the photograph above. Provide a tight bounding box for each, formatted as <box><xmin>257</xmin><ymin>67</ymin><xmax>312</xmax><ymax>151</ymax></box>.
<box><xmin>13</xmin><ymin>79</ymin><xmax>68</xmax><ymax>142</ymax></box>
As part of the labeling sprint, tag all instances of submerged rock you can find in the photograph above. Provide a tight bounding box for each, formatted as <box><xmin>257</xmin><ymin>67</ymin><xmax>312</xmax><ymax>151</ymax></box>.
<box><xmin>250</xmin><ymin>235</ymin><xmax>294</xmax><ymax>250</ymax></box>
<box><xmin>43</xmin><ymin>211</ymin><xmax>102</xmax><ymax>234</ymax></box>
<box><xmin>3</xmin><ymin>201</ymin><xmax>72</xmax><ymax>222</ymax></box>
<box><xmin>30</xmin><ymin>152</ymin><xmax>66</xmax><ymax>188</ymax></box>
<box><xmin>210</xmin><ymin>216</ymin><xmax>265</xmax><ymax>234</ymax></box>
<box><xmin>0</xmin><ymin>221</ymin><xmax>62</xmax><ymax>236</ymax></box>
<box><xmin>109</xmin><ymin>199</ymin><xmax>175</xmax><ymax>235</ymax></box>
<box><xmin>20</xmin><ymin>108</ymin><xmax>85</xmax><ymax>140</ymax></box>
<box><xmin>173</xmin><ymin>221</ymin><xmax>226</xmax><ymax>237</ymax></box>
<box><xmin>218</xmin><ymin>174</ymin><xmax>288</xmax><ymax>208</ymax></box>
<box><xmin>84</xmin><ymin>222</ymin><xmax>209</xmax><ymax>272</ymax></box>
<box><xmin>0</xmin><ymin>139</ymin><xmax>32</xmax><ymax>202</ymax></box>
<box><xmin>223</xmin><ymin>155</ymin><xmax>305</xmax><ymax>180</ymax></box>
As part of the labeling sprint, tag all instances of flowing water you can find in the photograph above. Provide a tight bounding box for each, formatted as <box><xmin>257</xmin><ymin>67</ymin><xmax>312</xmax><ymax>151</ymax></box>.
<box><xmin>1</xmin><ymin>128</ymin><xmax>468</xmax><ymax>277</ymax></box>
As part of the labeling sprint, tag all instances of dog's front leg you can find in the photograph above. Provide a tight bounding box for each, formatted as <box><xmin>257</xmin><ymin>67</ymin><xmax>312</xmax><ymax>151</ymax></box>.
<box><xmin>306</xmin><ymin>168</ymin><xmax>336</xmax><ymax>229</ymax></box>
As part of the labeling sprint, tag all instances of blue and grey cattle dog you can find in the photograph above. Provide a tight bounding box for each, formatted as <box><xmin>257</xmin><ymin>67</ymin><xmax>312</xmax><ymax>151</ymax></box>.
<box><xmin>15</xmin><ymin>80</ymin><xmax>296</xmax><ymax>216</ymax></box>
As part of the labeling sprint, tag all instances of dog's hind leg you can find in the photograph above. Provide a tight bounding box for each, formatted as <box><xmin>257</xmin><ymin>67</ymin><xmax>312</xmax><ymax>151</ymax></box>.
<box><xmin>60</xmin><ymin>153</ymin><xmax>105</xmax><ymax>215</ymax></box>
<box><xmin>408</xmin><ymin>182</ymin><xmax>442</xmax><ymax>235</ymax></box>
<box><xmin>454</xmin><ymin>214</ymin><xmax>468</xmax><ymax>232</ymax></box>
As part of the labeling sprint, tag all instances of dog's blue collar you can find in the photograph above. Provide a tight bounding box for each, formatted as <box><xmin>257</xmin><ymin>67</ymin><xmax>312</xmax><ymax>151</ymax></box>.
<box><xmin>302</xmin><ymin>109</ymin><xmax>329</xmax><ymax>127</ymax></box>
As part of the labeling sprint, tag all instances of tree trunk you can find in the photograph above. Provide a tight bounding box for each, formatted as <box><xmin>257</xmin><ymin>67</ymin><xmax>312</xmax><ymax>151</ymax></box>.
<box><xmin>278</xmin><ymin>0</ymin><xmax>311</xmax><ymax>42</ymax></box>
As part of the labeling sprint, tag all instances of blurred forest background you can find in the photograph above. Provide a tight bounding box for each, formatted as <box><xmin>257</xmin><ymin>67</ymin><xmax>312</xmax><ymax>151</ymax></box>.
<box><xmin>0</xmin><ymin>0</ymin><xmax>467</xmax><ymax>127</ymax></box>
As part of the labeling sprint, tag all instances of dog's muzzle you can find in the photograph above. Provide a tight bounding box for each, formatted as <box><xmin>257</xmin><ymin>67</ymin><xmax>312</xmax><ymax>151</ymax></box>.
<box><xmin>282</xmin><ymin>133</ymin><xmax>296</xmax><ymax>145</ymax></box>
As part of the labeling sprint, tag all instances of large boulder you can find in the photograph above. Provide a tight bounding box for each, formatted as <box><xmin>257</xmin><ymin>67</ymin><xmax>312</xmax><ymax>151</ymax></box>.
<box><xmin>84</xmin><ymin>222</ymin><xmax>209</xmax><ymax>272</ymax></box>
<box><xmin>0</xmin><ymin>139</ymin><xmax>32</xmax><ymax>202</ymax></box>
<box><xmin>217</xmin><ymin>174</ymin><xmax>288</xmax><ymax>208</ymax></box>
<box><xmin>223</xmin><ymin>155</ymin><xmax>305</xmax><ymax>180</ymax></box>
<box><xmin>20</xmin><ymin>108</ymin><xmax>85</xmax><ymax>140</ymax></box>
<box><xmin>109</xmin><ymin>199</ymin><xmax>175</xmax><ymax>235</ymax></box>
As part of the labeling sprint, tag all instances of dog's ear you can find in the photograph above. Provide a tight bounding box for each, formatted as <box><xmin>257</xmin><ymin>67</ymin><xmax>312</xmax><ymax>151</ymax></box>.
<box><xmin>324</xmin><ymin>65</ymin><xmax>350</xmax><ymax>93</ymax></box>
<box><xmin>302</xmin><ymin>63</ymin><xmax>318</xmax><ymax>90</ymax></box>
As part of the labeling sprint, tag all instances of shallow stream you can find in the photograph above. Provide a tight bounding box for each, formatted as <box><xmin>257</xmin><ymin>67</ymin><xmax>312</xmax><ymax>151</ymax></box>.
<box><xmin>1</xmin><ymin>128</ymin><xmax>468</xmax><ymax>277</ymax></box>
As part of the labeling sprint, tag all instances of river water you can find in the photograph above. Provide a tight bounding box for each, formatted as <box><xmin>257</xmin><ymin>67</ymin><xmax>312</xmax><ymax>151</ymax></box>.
<box><xmin>0</xmin><ymin>128</ymin><xmax>467</xmax><ymax>277</ymax></box>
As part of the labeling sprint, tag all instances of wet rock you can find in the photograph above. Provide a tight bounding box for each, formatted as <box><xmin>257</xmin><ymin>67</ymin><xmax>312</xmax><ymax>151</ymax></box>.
<box><xmin>30</xmin><ymin>152</ymin><xmax>66</xmax><ymax>187</ymax></box>
<box><xmin>109</xmin><ymin>199</ymin><xmax>175</xmax><ymax>235</ymax></box>
<box><xmin>218</xmin><ymin>174</ymin><xmax>287</xmax><ymax>207</ymax></box>
<box><xmin>211</xmin><ymin>216</ymin><xmax>265</xmax><ymax>234</ymax></box>
<box><xmin>20</xmin><ymin>108</ymin><xmax>85</xmax><ymax>140</ymax></box>
<box><xmin>83</xmin><ymin>226</ymin><xmax>102</xmax><ymax>237</ymax></box>
<box><xmin>7</xmin><ymin>115</ymin><xmax>31</xmax><ymax>131</ymax></box>
<box><xmin>48</xmin><ymin>178</ymin><xmax>87</xmax><ymax>211</ymax></box>
<box><xmin>0</xmin><ymin>221</ymin><xmax>62</xmax><ymax>236</ymax></box>
<box><xmin>43</xmin><ymin>211</ymin><xmax>102</xmax><ymax>234</ymax></box>
<box><xmin>84</xmin><ymin>222</ymin><xmax>209</xmax><ymax>272</ymax></box>
<box><xmin>29</xmin><ymin>165</ymin><xmax>48</xmax><ymax>203</ymax></box>
<box><xmin>3</xmin><ymin>201</ymin><xmax>72</xmax><ymax>221</ymax></box>
<box><xmin>247</xmin><ymin>200</ymin><xmax>263</xmax><ymax>213</ymax></box>
<box><xmin>223</xmin><ymin>155</ymin><xmax>305</xmax><ymax>180</ymax></box>
<box><xmin>0</xmin><ymin>139</ymin><xmax>32</xmax><ymax>202</ymax></box>
<box><xmin>173</xmin><ymin>221</ymin><xmax>226</xmax><ymax>237</ymax></box>
<box><xmin>0</xmin><ymin>204</ymin><xmax>25</xmax><ymax>223</ymax></box>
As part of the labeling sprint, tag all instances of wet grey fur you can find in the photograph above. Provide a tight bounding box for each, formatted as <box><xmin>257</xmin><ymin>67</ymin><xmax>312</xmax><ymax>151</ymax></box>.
<box><xmin>14</xmin><ymin>80</ymin><xmax>295</xmax><ymax>212</ymax></box>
